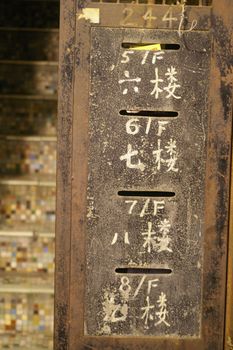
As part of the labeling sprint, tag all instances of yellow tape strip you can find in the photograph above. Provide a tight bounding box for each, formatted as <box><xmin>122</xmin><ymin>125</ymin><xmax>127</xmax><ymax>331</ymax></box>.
<box><xmin>129</xmin><ymin>44</ymin><xmax>162</xmax><ymax>51</ymax></box>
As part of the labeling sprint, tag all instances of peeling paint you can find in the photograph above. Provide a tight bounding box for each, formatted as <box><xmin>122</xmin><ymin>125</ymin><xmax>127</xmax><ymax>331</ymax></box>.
<box><xmin>78</xmin><ymin>9</ymin><xmax>100</xmax><ymax>24</ymax></box>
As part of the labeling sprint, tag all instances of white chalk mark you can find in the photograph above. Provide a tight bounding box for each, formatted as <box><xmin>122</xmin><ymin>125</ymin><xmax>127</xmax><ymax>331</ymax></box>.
<box><xmin>141</xmin><ymin>51</ymin><xmax>150</xmax><ymax>65</ymax></box>
<box><xmin>111</xmin><ymin>233</ymin><xmax>118</xmax><ymax>245</ymax></box>
<box><xmin>125</xmin><ymin>200</ymin><xmax>138</xmax><ymax>215</ymax></box>
<box><xmin>119</xmin><ymin>71</ymin><xmax>141</xmax><ymax>95</ymax></box>
<box><xmin>162</xmin><ymin>7</ymin><xmax>178</xmax><ymax>28</ymax></box>
<box><xmin>126</xmin><ymin>118</ymin><xmax>140</xmax><ymax>135</ymax></box>
<box><xmin>153</xmin><ymin>139</ymin><xmax>164</xmax><ymax>171</ymax></box>
<box><xmin>142</xmin><ymin>222</ymin><xmax>157</xmax><ymax>254</ymax></box>
<box><xmin>145</xmin><ymin>117</ymin><xmax>152</xmax><ymax>135</ymax></box>
<box><xmin>165</xmin><ymin>138</ymin><xmax>179</xmax><ymax>172</ymax></box>
<box><xmin>157</xmin><ymin>121</ymin><xmax>169</xmax><ymax>137</ymax></box>
<box><xmin>155</xmin><ymin>292</ymin><xmax>170</xmax><ymax>327</ymax></box>
<box><xmin>153</xmin><ymin>200</ymin><xmax>165</xmax><ymax>215</ymax></box>
<box><xmin>164</xmin><ymin>66</ymin><xmax>181</xmax><ymax>99</ymax></box>
<box><xmin>120</xmin><ymin>144</ymin><xmax>145</xmax><ymax>172</ymax></box>
<box><xmin>140</xmin><ymin>199</ymin><xmax>150</xmax><ymax>218</ymax></box>
<box><xmin>141</xmin><ymin>296</ymin><xmax>155</xmax><ymax>327</ymax></box>
<box><xmin>150</xmin><ymin>68</ymin><xmax>163</xmax><ymax>99</ymax></box>
<box><xmin>111</xmin><ymin>232</ymin><xmax>130</xmax><ymax>245</ymax></box>
<box><xmin>133</xmin><ymin>275</ymin><xmax>147</xmax><ymax>299</ymax></box>
<box><xmin>148</xmin><ymin>279</ymin><xmax>159</xmax><ymax>295</ymax></box>
<box><xmin>121</xmin><ymin>51</ymin><xmax>134</xmax><ymax>64</ymax></box>
<box><xmin>124</xmin><ymin>231</ymin><xmax>130</xmax><ymax>244</ymax></box>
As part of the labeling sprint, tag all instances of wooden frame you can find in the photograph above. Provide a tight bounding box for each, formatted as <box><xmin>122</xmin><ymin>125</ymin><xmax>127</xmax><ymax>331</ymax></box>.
<box><xmin>55</xmin><ymin>1</ymin><xmax>233</xmax><ymax>349</ymax></box>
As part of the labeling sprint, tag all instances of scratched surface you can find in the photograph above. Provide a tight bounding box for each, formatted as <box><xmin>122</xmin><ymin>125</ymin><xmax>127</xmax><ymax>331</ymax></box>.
<box><xmin>85</xmin><ymin>28</ymin><xmax>211</xmax><ymax>336</ymax></box>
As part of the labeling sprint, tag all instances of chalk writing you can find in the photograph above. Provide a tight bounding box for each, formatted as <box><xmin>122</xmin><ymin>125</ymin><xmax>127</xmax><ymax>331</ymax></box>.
<box><xmin>118</xmin><ymin>71</ymin><xmax>141</xmax><ymax>95</ymax></box>
<box><xmin>119</xmin><ymin>144</ymin><xmax>145</xmax><ymax>171</ymax></box>
<box><xmin>119</xmin><ymin>66</ymin><xmax>181</xmax><ymax>99</ymax></box>
<box><xmin>102</xmin><ymin>288</ymin><xmax>129</xmax><ymax>324</ymax></box>
<box><xmin>143</xmin><ymin>9</ymin><xmax>157</xmax><ymax>27</ymax></box>
<box><xmin>153</xmin><ymin>138</ymin><xmax>179</xmax><ymax>173</ymax></box>
<box><xmin>142</xmin><ymin>222</ymin><xmax>157</xmax><ymax>254</ymax></box>
<box><xmin>120</xmin><ymin>140</ymin><xmax>179</xmax><ymax>173</ymax></box>
<box><xmin>102</xmin><ymin>277</ymin><xmax>170</xmax><ymax>330</ymax></box>
<box><xmin>141</xmin><ymin>50</ymin><xmax>164</xmax><ymax>65</ymax></box>
<box><xmin>165</xmin><ymin>139</ymin><xmax>179</xmax><ymax>172</ymax></box>
<box><xmin>121</xmin><ymin>8</ymin><xmax>135</xmax><ymax>26</ymax></box>
<box><xmin>109</xmin><ymin>221</ymin><xmax>172</xmax><ymax>254</ymax></box>
<box><xmin>121</xmin><ymin>51</ymin><xmax>134</xmax><ymax>64</ymax></box>
<box><xmin>150</xmin><ymin>66</ymin><xmax>181</xmax><ymax>99</ymax></box>
<box><xmin>111</xmin><ymin>231</ymin><xmax>130</xmax><ymax>245</ymax></box>
<box><xmin>120</xmin><ymin>7</ymin><xmax>179</xmax><ymax>28</ymax></box>
<box><xmin>164</xmin><ymin>66</ymin><xmax>181</xmax><ymax>99</ymax></box>
<box><xmin>125</xmin><ymin>119</ymin><xmax>168</xmax><ymax>136</ymax></box>
<box><xmin>150</xmin><ymin>67</ymin><xmax>164</xmax><ymax>99</ymax></box>
<box><xmin>142</xmin><ymin>221</ymin><xmax>172</xmax><ymax>254</ymax></box>
<box><xmin>125</xmin><ymin>199</ymin><xmax>165</xmax><ymax>217</ymax></box>
<box><xmin>120</xmin><ymin>276</ymin><xmax>132</xmax><ymax>295</ymax></box>
<box><xmin>155</xmin><ymin>292</ymin><xmax>170</xmax><ymax>327</ymax></box>
<box><xmin>162</xmin><ymin>7</ymin><xmax>178</xmax><ymax>28</ymax></box>
<box><xmin>141</xmin><ymin>296</ymin><xmax>155</xmax><ymax>327</ymax></box>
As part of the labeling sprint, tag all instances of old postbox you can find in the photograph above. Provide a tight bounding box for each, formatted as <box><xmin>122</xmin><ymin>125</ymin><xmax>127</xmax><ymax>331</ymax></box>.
<box><xmin>55</xmin><ymin>1</ymin><xmax>233</xmax><ymax>349</ymax></box>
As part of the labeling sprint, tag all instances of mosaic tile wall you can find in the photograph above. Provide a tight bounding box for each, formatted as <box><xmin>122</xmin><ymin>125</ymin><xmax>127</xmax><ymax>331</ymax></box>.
<box><xmin>0</xmin><ymin>185</ymin><xmax>56</xmax><ymax>232</ymax></box>
<box><xmin>0</xmin><ymin>100</ymin><xmax>57</xmax><ymax>136</ymax></box>
<box><xmin>0</xmin><ymin>31</ymin><xmax>59</xmax><ymax>61</ymax></box>
<box><xmin>0</xmin><ymin>236</ymin><xmax>54</xmax><ymax>274</ymax></box>
<box><xmin>0</xmin><ymin>294</ymin><xmax>54</xmax><ymax>333</ymax></box>
<box><xmin>0</xmin><ymin>0</ymin><xmax>59</xmax><ymax>348</ymax></box>
<box><xmin>0</xmin><ymin>333</ymin><xmax>53</xmax><ymax>350</ymax></box>
<box><xmin>0</xmin><ymin>140</ymin><xmax>56</xmax><ymax>176</ymax></box>
<box><xmin>0</xmin><ymin>64</ymin><xmax>58</xmax><ymax>96</ymax></box>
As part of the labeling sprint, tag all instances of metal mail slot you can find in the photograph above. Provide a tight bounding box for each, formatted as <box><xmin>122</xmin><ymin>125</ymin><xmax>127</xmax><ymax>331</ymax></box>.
<box><xmin>55</xmin><ymin>1</ymin><xmax>233</xmax><ymax>349</ymax></box>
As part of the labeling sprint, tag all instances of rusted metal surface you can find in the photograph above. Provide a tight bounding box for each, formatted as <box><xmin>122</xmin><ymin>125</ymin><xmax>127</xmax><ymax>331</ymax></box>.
<box><xmin>55</xmin><ymin>0</ymin><xmax>233</xmax><ymax>349</ymax></box>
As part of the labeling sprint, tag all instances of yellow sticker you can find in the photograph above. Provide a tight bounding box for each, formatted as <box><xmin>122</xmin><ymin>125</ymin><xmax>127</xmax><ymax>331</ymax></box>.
<box><xmin>129</xmin><ymin>44</ymin><xmax>162</xmax><ymax>51</ymax></box>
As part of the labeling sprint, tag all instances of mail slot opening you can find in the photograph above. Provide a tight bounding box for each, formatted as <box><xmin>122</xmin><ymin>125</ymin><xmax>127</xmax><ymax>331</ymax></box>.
<box><xmin>118</xmin><ymin>191</ymin><xmax>175</xmax><ymax>197</ymax></box>
<box><xmin>120</xmin><ymin>110</ymin><xmax>178</xmax><ymax>118</ymax></box>
<box><xmin>122</xmin><ymin>43</ymin><xmax>181</xmax><ymax>51</ymax></box>
<box><xmin>115</xmin><ymin>268</ymin><xmax>173</xmax><ymax>275</ymax></box>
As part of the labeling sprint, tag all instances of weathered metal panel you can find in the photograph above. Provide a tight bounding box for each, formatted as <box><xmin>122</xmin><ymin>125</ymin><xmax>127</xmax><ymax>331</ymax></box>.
<box><xmin>85</xmin><ymin>27</ymin><xmax>211</xmax><ymax>337</ymax></box>
<box><xmin>55</xmin><ymin>0</ymin><xmax>233</xmax><ymax>349</ymax></box>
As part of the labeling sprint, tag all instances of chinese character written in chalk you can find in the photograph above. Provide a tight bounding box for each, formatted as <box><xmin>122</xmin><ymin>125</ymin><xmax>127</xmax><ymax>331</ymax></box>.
<box><xmin>118</xmin><ymin>66</ymin><xmax>181</xmax><ymax>99</ymax></box>
<box><xmin>120</xmin><ymin>139</ymin><xmax>179</xmax><ymax>173</ymax></box>
<box><xmin>150</xmin><ymin>66</ymin><xmax>181</xmax><ymax>99</ymax></box>
<box><xmin>141</xmin><ymin>296</ymin><xmax>155</xmax><ymax>327</ymax></box>
<box><xmin>155</xmin><ymin>292</ymin><xmax>170</xmax><ymax>327</ymax></box>
<box><xmin>164</xmin><ymin>66</ymin><xmax>181</xmax><ymax>99</ymax></box>
<box><xmin>118</xmin><ymin>71</ymin><xmax>141</xmax><ymax>95</ymax></box>
<box><xmin>119</xmin><ymin>144</ymin><xmax>145</xmax><ymax>172</ymax></box>
<box><xmin>141</xmin><ymin>220</ymin><xmax>172</xmax><ymax>254</ymax></box>
<box><xmin>165</xmin><ymin>139</ymin><xmax>179</xmax><ymax>172</ymax></box>
<box><xmin>141</xmin><ymin>293</ymin><xmax>170</xmax><ymax>329</ymax></box>
<box><xmin>111</xmin><ymin>231</ymin><xmax>130</xmax><ymax>245</ymax></box>
<box><xmin>153</xmin><ymin>138</ymin><xmax>179</xmax><ymax>173</ymax></box>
